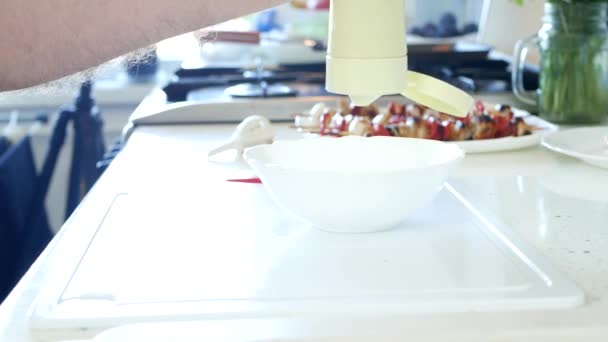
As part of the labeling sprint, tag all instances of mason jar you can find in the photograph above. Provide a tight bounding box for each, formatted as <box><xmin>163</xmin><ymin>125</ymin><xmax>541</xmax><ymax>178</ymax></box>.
<box><xmin>513</xmin><ymin>1</ymin><xmax>608</xmax><ymax>124</ymax></box>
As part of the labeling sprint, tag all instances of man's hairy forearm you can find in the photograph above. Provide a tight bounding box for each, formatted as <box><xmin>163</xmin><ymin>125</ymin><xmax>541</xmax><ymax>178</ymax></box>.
<box><xmin>0</xmin><ymin>0</ymin><xmax>284</xmax><ymax>91</ymax></box>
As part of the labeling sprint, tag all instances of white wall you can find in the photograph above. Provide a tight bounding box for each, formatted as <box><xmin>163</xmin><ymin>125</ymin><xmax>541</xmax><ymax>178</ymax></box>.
<box><xmin>477</xmin><ymin>0</ymin><xmax>544</xmax><ymax>63</ymax></box>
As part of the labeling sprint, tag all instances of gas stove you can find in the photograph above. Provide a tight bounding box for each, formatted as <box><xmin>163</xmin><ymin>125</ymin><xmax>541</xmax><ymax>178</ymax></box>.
<box><xmin>159</xmin><ymin>42</ymin><xmax>539</xmax><ymax>104</ymax></box>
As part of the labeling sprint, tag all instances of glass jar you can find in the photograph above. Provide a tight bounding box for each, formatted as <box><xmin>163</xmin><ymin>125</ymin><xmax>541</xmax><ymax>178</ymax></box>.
<box><xmin>513</xmin><ymin>1</ymin><xmax>608</xmax><ymax>124</ymax></box>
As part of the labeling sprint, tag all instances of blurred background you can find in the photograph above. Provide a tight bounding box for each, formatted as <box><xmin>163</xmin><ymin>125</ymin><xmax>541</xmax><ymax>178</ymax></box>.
<box><xmin>0</xmin><ymin>0</ymin><xmax>546</xmax><ymax>302</ymax></box>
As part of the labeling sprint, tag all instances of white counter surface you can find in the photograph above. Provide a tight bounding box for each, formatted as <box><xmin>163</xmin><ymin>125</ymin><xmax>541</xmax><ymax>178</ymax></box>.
<box><xmin>1</xmin><ymin>123</ymin><xmax>608</xmax><ymax>341</ymax></box>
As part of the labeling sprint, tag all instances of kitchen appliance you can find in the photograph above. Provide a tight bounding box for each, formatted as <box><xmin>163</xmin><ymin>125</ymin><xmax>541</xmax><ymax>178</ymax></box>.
<box><xmin>325</xmin><ymin>0</ymin><xmax>472</xmax><ymax>116</ymax></box>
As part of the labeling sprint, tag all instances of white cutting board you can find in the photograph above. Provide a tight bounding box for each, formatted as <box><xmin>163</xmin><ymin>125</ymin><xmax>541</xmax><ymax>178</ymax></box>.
<box><xmin>28</xmin><ymin>182</ymin><xmax>583</xmax><ymax>339</ymax></box>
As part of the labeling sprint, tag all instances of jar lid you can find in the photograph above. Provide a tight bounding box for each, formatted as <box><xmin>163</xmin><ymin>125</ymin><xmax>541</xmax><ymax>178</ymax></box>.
<box><xmin>402</xmin><ymin>71</ymin><xmax>473</xmax><ymax>118</ymax></box>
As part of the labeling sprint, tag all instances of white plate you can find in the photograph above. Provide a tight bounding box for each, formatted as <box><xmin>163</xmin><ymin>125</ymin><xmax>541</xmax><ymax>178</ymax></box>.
<box><xmin>452</xmin><ymin>112</ymin><xmax>557</xmax><ymax>154</ymax></box>
<box><xmin>542</xmin><ymin>127</ymin><xmax>608</xmax><ymax>169</ymax></box>
<box><xmin>130</xmin><ymin>98</ymin><xmax>556</xmax><ymax>154</ymax></box>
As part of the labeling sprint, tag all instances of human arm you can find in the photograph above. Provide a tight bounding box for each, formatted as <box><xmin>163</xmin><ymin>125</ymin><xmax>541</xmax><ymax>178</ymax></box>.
<box><xmin>0</xmin><ymin>0</ymin><xmax>285</xmax><ymax>91</ymax></box>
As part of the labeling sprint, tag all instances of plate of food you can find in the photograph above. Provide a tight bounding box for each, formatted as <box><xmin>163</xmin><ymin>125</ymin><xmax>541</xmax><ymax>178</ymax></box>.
<box><xmin>292</xmin><ymin>99</ymin><xmax>557</xmax><ymax>153</ymax></box>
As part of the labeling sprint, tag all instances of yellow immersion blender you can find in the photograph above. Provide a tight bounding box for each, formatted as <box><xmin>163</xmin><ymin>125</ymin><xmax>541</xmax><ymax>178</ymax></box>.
<box><xmin>325</xmin><ymin>0</ymin><xmax>474</xmax><ymax>117</ymax></box>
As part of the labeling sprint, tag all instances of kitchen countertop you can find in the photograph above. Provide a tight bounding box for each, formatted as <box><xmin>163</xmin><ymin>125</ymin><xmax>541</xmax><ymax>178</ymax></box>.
<box><xmin>2</xmin><ymin>122</ymin><xmax>608</xmax><ymax>341</ymax></box>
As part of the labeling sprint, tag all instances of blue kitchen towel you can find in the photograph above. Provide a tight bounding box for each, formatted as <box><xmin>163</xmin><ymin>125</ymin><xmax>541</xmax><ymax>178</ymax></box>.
<box><xmin>0</xmin><ymin>136</ymin><xmax>14</xmax><ymax>301</ymax></box>
<box><xmin>28</xmin><ymin>111</ymin><xmax>72</xmax><ymax>228</ymax></box>
<box><xmin>65</xmin><ymin>102</ymin><xmax>106</xmax><ymax>219</ymax></box>
<box><xmin>0</xmin><ymin>136</ymin><xmax>9</xmax><ymax>156</ymax></box>
<box><xmin>63</xmin><ymin>82</ymin><xmax>106</xmax><ymax>219</ymax></box>
<box><xmin>0</xmin><ymin>136</ymin><xmax>53</xmax><ymax>302</ymax></box>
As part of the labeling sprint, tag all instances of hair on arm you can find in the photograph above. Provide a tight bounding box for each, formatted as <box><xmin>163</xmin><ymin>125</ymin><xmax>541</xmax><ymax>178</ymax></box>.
<box><xmin>0</xmin><ymin>0</ymin><xmax>285</xmax><ymax>92</ymax></box>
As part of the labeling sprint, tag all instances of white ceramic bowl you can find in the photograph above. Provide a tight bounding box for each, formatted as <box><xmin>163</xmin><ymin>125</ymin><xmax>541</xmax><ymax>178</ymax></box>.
<box><xmin>244</xmin><ymin>136</ymin><xmax>464</xmax><ymax>233</ymax></box>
